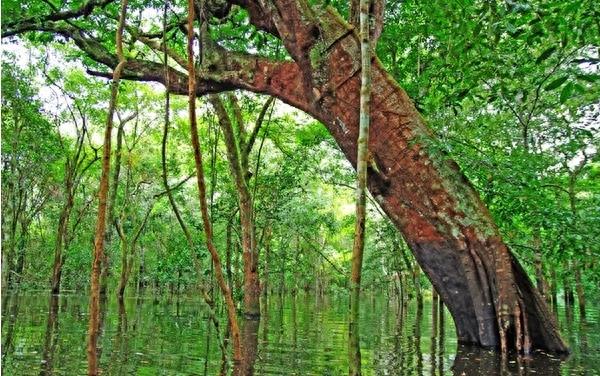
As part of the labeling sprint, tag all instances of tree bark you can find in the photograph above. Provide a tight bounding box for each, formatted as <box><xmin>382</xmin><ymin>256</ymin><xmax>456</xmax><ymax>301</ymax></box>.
<box><xmin>115</xmin><ymin>202</ymin><xmax>153</xmax><ymax>300</ymax></box>
<box><xmin>50</xmin><ymin>117</ymin><xmax>98</xmax><ymax>294</ymax></box>
<box><xmin>100</xmin><ymin>116</ymin><xmax>126</xmax><ymax>295</ymax></box>
<box><xmin>87</xmin><ymin>1</ymin><xmax>128</xmax><ymax>373</ymax></box>
<box><xmin>186</xmin><ymin>1</ymin><xmax>242</xmax><ymax>363</ymax></box>
<box><xmin>9</xmin><ymin>0</ymin><xmax>569</xmax><ymax>354</ymax></box>
<box><xmin>250</xmin><ymin>7</ymin><xmax>565</xmax><ymax>352</ymax></box>
<box><xmin>51</xmin><ymin>195</ymin><xmax>72</xmax><ymax>294</ymax></box>
<box><xmin>209</xmin><ymin>94</ymin><xmax>261</xmax><ymax>318</ymax></box>
<box><xmin>349</xmin><ymin>0</ymin><xmax>371</xmax><ymax>373</ymax></box>
<box><xmin>574</xmin><ymin>260</ymin><xmax>585</xmax><ymax>318</ymax></box>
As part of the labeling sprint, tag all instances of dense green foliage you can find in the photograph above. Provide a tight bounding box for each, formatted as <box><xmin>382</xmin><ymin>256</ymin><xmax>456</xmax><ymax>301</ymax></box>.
<box><xmin>1</xmin><ymin>0</ymin><xmax>598</xmax><ymax>319</ymax></box>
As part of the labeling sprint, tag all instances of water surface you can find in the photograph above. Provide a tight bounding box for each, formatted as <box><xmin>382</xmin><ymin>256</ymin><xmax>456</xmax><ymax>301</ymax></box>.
<box><xmin>1</xmin><ymin>292</ymin><xmax>598</xmax><ymax>375</ymax></box>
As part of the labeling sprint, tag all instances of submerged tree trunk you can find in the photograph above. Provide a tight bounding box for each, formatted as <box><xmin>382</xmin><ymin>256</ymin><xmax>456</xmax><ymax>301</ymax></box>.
<box><xmin>349</xmin><ymin>0</ymin><xmax>371</xmax><ymax>373</ymax></box>
<box><xmin>23</xmin><ymin>0</ymin><xmax>568</xmax><ymax>354</ymax></box>
<box><xmin>238</xmin><ymin>10</ymin><xmax>565</xmax><ymax>352</ymax></box>
<box><xmin>115</xmin><ymin>203</ymin><xmax>153</xmax><ymax>300</ymax></box>
<box><xmin>100</xmin><ymin>116</ymin><xmax>126</xmax><ymax>295</ymax></box>
<box><xmin>51</xmin><ymin>197</ymin><xmax>72</xmax><ymax>294</ymax></box>
<box><xmin>573</xmin><ymin>261</ymin><xmax>585</xmax><ymax>318</ymax></box>
<box><xmin>87</xmin><ymin>1</ymin><xmax>128</xmax><ymax>373</ymax></box>
<box><xmin>563</xmin><ymin>261</ymin><xmax>574</xmax><ymax>308</ymax></box>
<box><xmin>186</xmin><ymin>1</ymin><xmax>242</xmax><ymax>363</ymax></box>
<box><xmin>209</xmin><ymin>94</ymin><xmax>261</xmax><ymax>318</ymax></box>
<box><xmin>50</xmin><ymin>116</ymin><xmax>94</xmax><ymax>295</ymax></box>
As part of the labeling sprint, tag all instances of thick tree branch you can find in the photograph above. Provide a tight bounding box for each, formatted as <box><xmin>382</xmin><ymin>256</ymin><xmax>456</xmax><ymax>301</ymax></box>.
<box><xmin>229</xmin><ymin>0</ymin><xmax>280</xmax><ymax>36</ymax></box>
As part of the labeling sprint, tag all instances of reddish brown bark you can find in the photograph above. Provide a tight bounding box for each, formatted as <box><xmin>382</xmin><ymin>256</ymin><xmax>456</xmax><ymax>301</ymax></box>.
<box><xmin>7</xmin><ymin>0</ymin><xmax>569</xmax><ymax>354</ymax></box>
<box><xmin>100</xmin><ymin>115</ymin><xmax>126</xmax><ymax>295</ymax></box>
<box><xmin>228</xmin><ymin>6</ymin><xmax>565</xmax><ymax>353</ymax></box>
<box><xmin>186</xmin><ymin>0</ymin><xmax>242</xmax><ymax>363</ymax></box>
<box><xmin>87</xmin><ymin>1</ymin><xmax>128</xmax><ymax>373</ymax></box>
<box><xmin>310</xmin><ymin>40</ymin><xmax>565</xmax><ymax>353</ymax></box>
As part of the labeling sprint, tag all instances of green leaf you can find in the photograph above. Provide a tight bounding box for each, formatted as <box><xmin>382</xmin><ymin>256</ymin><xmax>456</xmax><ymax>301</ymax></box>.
<box><xmin>506</xmin><ymin>23</ymin><xmax>517</xmax><ymax>34</ymax></box>
<box><xmin>545</xmin><ymin>76</ymin><xmax>568</xmax><ymax>91</ymax></box>
<box><xmin>456</xmin><ymin>88</ymin><xmax>470</xmax><ymax>100</ymax></box>
<box><xmin>560</xmin><ymin>82</ymin><xmax>574</xmax><ymax>103</ymax></box>
<box><xmin>576</xmin><ymin>74</ymin><xmax>600</xmax><ymax>83</ymax></box>
<box><xmin>573</xmin><ymin>83</ymin><xmax>586</xmax><ymax>94</ymax></box>
<box><xmin>535</xmin><ymin>46</ymin><xmax>557</xmax><ymax>64</ymax></box>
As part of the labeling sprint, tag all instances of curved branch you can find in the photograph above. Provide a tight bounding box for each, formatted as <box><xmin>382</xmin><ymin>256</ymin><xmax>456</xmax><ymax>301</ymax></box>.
<box><xmin>245</xmin><ymin>96</ymin><xmax>275</xmax><ymax>158</ymax></box>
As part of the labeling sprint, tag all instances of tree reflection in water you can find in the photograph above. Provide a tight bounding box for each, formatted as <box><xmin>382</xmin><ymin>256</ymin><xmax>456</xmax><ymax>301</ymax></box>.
<box><xmin>40</xmin><ymin>295</ymin><xmax>60</xmax><ymax>375</ymax></box>
<box><xmin>0</xmin><ymin>293</ymin><xmax>595</xmax><ymax>375</ymax></box>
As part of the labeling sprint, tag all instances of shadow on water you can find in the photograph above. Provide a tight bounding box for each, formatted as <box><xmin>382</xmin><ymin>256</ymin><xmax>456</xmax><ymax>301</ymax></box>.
<box><xmin>1</xmin><ymin>292</ymin><xmax>598</xmax><ymax>375</ymax></box>
<box><xmin>452</xmin><ymin>345</ymin><xmax>564</xmax><ymax>376</ymax></box>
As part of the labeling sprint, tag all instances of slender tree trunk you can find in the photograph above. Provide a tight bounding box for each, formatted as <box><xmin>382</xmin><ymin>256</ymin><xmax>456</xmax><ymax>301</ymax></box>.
<box><xmin>14</xmin><ymin>219</ymin><xmax>29</xmax><ymax>286</ymax></box>
<box><xmin>100</xmin><ymin>117</ymin><xmax>125</xmax><ymax>295</ymax></box>
<box><xmin>226</xmin><ymin>220</ymin><xmax>234</xmax><ymax>293</ymax></box>
<box><xmin>4</xmin><ymin>121</ymin><xmax>23</xmax><ymax>289</ymax></box>
<box><xmin>137</xmin><ymin>245</ymin><xmax>145</xmax><ymax>292</ymax></box>
<box><xmin>209</xmin><ymin>95</ymin><xmax>261</xmax><ymax>318</ymax></box>
<box><xmin>116</xmin><ymin>234</ymin><xmax>129</xmax><ymax>300</ymax></box>
<box><xmin>51</xmin><ymin>172</ymin><xmax>75</xmax><ymax>294</ymax></box>
<box><xmin>262</xmin><ymin>225</ymin><xmax>271</xmax><ymax>298</ymax></box>
<box><xmin>349</xmin><ymin>1</ymin><xmax>371</xmax><ymax>374</ymax></box>
<box><xmin>291</xmin><ymin>237</ymin><xmax>298</xmax><ymax>296</ymax></box>
<box><xmin>87</xmin><ymin>1</ymin><xmax>128</xmax><ymax>373</ymax></box>
<box><xmin>186</xmin><ymin>2</ymin><xmax>242</xmax><ymax>363</ymax></box>
<box><xmin>532</xmin><ymin>227</ymin><xmax>548</xmax><ymax>300</ymax></box>
<box><xmin>574</xmin><ymin>261</ymin><xmax>585</xmax><ymax>318</ymax></box>
<box><xmin>550</xmin><ymin>268</ymin><xmax>558</xmax><ymax>314</ymax></box>
<box><xmin>115</xmin><ymin>202</ymin><xmax>153</xmax><ymax>301</ymax></box>
<box><xmin>158</xmin><ymin>7</ymin><xmax>224</xmax><ymax>345</ymax></box>
<box><xmin>279</xmin><ymin>241</ymin><xmax>286</xmax><ymax>297</ymax></box>
<box><xmin>563</xmin><ymin>266</ymin><xmax>574</xmax><ymax>308</ymax></box>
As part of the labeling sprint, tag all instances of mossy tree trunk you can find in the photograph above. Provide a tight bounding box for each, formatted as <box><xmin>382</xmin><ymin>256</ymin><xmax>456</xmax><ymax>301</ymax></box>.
<box><xmin>15</xmin><ymin>0</ymin><xmax>568</xmax><ymax>354</ymax></box>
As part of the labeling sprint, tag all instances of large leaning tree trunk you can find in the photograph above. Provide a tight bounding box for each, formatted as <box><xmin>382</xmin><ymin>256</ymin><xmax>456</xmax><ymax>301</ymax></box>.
<box><xmin>2</xmin><ymin>0</ymin><xmax>567</xmax><ymax>354</ymax></box>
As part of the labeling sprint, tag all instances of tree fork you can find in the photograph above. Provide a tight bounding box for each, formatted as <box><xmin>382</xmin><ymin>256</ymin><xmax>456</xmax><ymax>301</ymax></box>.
<box><xmin>209</xmin><ymin>94</ymin><xmax>261</xmax><ymax>318</ymax></box>
<box><xmin>186</xmin><ymin>0</ymin><xmax>242</xmax><ymax>363</ymax></box>
<box><xmin>9</xmin><ymin>0</ymin><xmax>570</xmax><ymax>355</ymax></box>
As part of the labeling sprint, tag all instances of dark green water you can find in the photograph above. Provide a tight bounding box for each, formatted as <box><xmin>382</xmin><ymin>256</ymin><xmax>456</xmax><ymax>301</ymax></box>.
<box><xmin>1</xmin><ymin>292</ymin><xmax>598</xmax><ymax>375</ymax></box>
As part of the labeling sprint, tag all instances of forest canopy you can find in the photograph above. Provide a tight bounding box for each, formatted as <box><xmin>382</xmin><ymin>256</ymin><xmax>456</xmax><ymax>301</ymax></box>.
<box><xmin>1</xmin><ymin>0</ymin><xmax>599</xmax><ymax>373</ymax></box>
